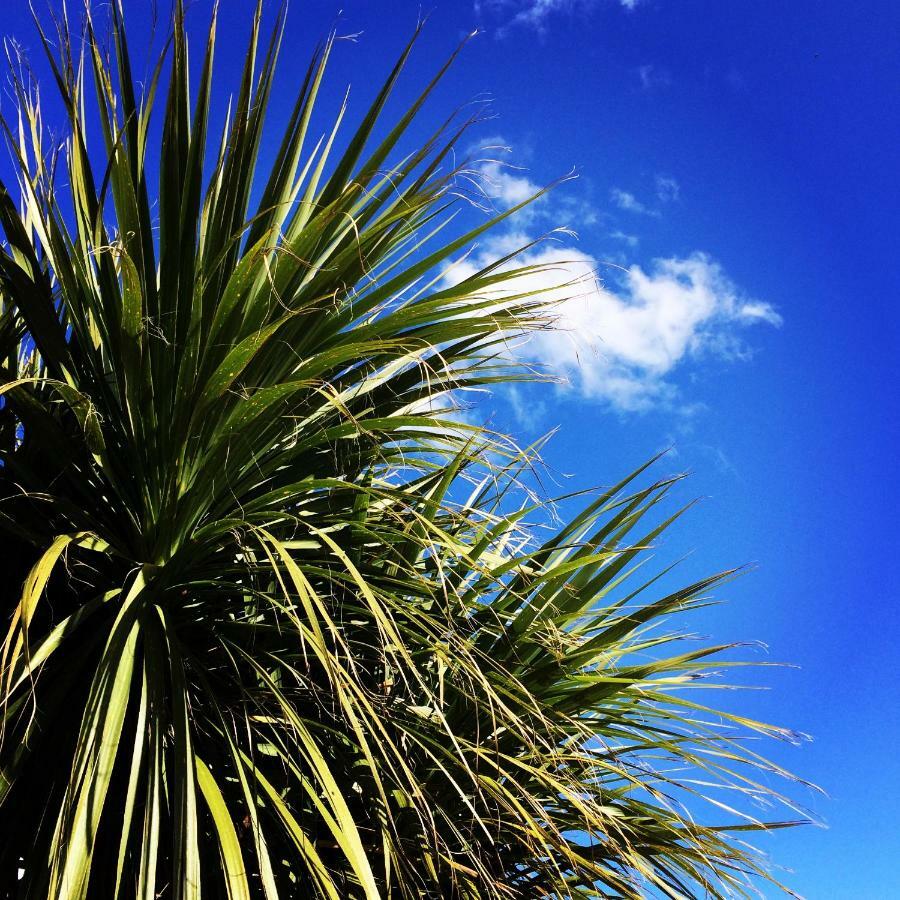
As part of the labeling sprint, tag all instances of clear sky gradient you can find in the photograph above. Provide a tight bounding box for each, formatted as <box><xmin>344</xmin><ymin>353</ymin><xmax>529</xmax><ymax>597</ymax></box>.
<box><xmin>2</xmin><ymin>0</ymin><xmax>897</xmax><ymax>895</ymax></box>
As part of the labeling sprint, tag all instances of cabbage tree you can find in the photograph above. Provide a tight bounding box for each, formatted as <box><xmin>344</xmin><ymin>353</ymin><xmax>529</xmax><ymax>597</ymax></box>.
<box><xmin>0</xmin><ymin>3</ymin><xmax>809</xmax><ymax>897</ymax></box>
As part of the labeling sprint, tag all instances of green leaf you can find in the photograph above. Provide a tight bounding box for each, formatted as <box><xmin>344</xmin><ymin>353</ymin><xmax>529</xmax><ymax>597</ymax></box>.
<box><xmin>196</xmin><ymin>757</ymin><xmax>251</xmax><ymax>900</ymax></box>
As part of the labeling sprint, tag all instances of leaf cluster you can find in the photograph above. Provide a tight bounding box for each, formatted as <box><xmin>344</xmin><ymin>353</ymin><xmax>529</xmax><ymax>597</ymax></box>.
<box><xmin>0</xmin><ymin>3</ymin><xmax>811</xmax><ymax>898</ymax></box>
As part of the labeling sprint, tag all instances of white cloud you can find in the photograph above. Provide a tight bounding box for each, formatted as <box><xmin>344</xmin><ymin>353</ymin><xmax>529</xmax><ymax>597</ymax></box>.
<box><xmin>465</xmin><ymin>147</ymin><xmax>598</xmax><ymax>230</ymax></box>
<box><xmin>505</xmin><ymin>385</ymin><xmax>548</xmax><ymax>429</ymax></box>
<box><xmin>609</xmin><ymin>230</ymin><xmax>639</xmax><ymax>247</ymax></box>
<box><xmin>444</xmin><ymin>241</ymin><xmax>782</xmax><ymax>412</ymax></box>
<box><xmin>736</xmin><ymin>301</ymin><xmax>783</xmax><ymax>326</ymax></box>
<box><xmin>476</xmin><ymin>159</ymin><xmax>542</xmax><ymax>210</ymax></box>
<box><xmin>636</xmin><ymin>64</ymin><xmax>672</xmax><ymax>90</ymax></box>
<box><xmin>610</xmin><ymin>188</ymin><xmax>658</xmax><ymax>217</ymax></box>
<box><xmin>655</xmin><ymin>175</ymin><xmax>680</xmax><ymax>203</ymax></box>
<box><xmin>450</xmin><ymin>138</ymin><xmax>779</xmax><ymax>415</ymax></box>
<box><xmin>476</xmin><ymin>0</ymin><xmax>640</xmax><ymax>34</ymax></box>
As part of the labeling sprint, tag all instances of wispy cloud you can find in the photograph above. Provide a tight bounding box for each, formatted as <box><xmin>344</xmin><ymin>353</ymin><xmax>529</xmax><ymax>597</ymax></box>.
<box><xmin>636</xmin><ymin>64</ymin><xmax>672</xmax><ymax>90</ymax></box>
<box><xmin>736</xmin><ymin>301</ymin><xmax>783</xmax><ymax>327</ymax></box>
<box><xmin>445</xmin><ymin>241</ymin><xmax>781</xmax><ymax>413</ymax></box>
<box><xmin>476</xmin><ymin>0</ymin><xmax>640</xmax><ymax>35</ymax></box>
<box><xmin>466</xmin><ymin>142</ymin><xmax>596</xmax><ymax>227</ymax></box>
<box><xmin>610</xmin><ymin>188</ymin><xmax>658</xmax><ymax>217</ymax></box>
<box><xmin>609</xmin><ymin>230</ymin><xmax>639</xmax><ymax>247</ymax></box>
<box><xmin>611</xmin><ymin>177</ymin><xmax>678</xmax><ymax>218</ymax></box>
<box><xmin>505</xmin><ymin>385</ymin><xmax>548</xmax><ymax>429</ymax></box>
<box><xmin>655</xmin><ymin>175</ymin><xmax>680</xmax><ymax>203</ymax></box>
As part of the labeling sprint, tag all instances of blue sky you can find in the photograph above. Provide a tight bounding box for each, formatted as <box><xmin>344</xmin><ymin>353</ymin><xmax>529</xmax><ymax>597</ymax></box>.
<box><xmin>3</xmin><ymin>0</ymin><xmax>898</xmax><ymax>894</ymax></box>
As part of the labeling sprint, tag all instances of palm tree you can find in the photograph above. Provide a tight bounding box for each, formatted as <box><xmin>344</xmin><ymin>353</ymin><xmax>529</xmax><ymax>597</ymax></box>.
<box><xmin>0</xmin><ymin>3</ymin><xmax>811</xmax><ymax>897</ymax></box>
